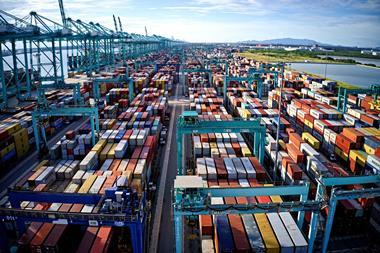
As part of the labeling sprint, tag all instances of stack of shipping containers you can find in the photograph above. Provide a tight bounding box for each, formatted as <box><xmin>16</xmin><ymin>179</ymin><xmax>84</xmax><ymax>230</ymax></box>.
<box><xmin>1</xmin><ymin>52</ymin><xmax>180</xmax><ymax>252</ymax></box>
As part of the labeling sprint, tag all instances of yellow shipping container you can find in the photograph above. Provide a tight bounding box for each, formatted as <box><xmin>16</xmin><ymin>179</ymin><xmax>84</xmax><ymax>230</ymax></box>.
<box><xmin>302</xmin><ymin>132</ymin><xmax>320</xmax><ymax>150</ymax></box>
<box><xmin>91</xmin><ymin>139</ymin><xmax>107</xmax><ymax>154</ymax></box>
<box><xmin>78</xmin><ymin>175</ymin><xmax>97</xmax><ymax>193</ymax></box>
<box><xmin>349</xmin><ymin>150</ymin><xmax>367</xmax><ymax>167</ymax></box>
<box><xmin>107</xmin><ymin>143</ymin><xmax>118</xmax><ymax>159</ymax></box>
<box><xmin>100</xmin><ymin>143</ymin><xmax>113</xmax><ymax>162</ymax></box>
<box><xmin>368</xmin><ymin>127</ymin><xmax>380</xmax><ymax>136</ymax></box>
<box><xmin>122</xmin><ymin>171</ymin><xmax>133</xmax><ymax>185</ymax></box>
<box><xmin>335</xmin><ymin>147</ymin><xmax>348</xmax><ymax>162</ymax></box>
<box><xmin>254</xmin><ymin>214</ymin><xmax>280</xmax><ymax>253</ymax></box>
<box><xmin>131</xmin><ymin>178</ymin><xmax>143</xmax><ymax>194</ymax></box>
<box><xmin>13</xmin><ymin>128</ymin><xmax>28</xmax><ymax>139</ymax></box>
<box><xmin>241</xmin><ymin>109</ymin><xmax>251</xmax><ymax>119</ymax></box>
<box><xmin>279</xmin><ymin>140</ymin><xmax>286</xmax><ymax>151</ymax></box>
<box><xmin>363</xmin><ymin>144</ymin><xmax>375</xmax><ymax>155</ymax></box>
<box><xmin>241</xmin><ymin>147</ymin><xmax>252</xmax><ymax>157</ymax></box>
<box><xmin>304</xmin><ymin>119</ymin><xmax>313</xmax><ymax>129</ymax></box>
<box><xmin>0</xmin><ymin>143</ymin><xmax>15</xmax><ymax>157</ymax></box>
<box><xmin>210</xmin><ymin>142</ymin><xmax>217</xmax><ymax>149</ymax></box>
<box><xmin>5</xmin><ymin>123</ymin><xmax>21</xmax><ymax>135</ymax></box>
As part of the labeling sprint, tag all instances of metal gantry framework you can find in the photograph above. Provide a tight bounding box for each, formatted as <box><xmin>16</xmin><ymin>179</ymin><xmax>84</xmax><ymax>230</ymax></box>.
<box><xmin>336</xmin><ymin>84</ymin><xmax>380</xmax><ymax>113</ymax></box>
<box><xmin>0</xmin><ymin>189</ymin><xmax>146</xmax><ymax>253</ymax></box>
<box><xmin>173</xmin><ymin>176</ymin><xmax>322</xmax><ymax>253</ymax></box>
<box><xmin>36</xmin><ymin>81</ymin><xmax>83</xmax><ymax>106</ymax></box>
<box><xmin>182</xmin><ymin>67</ymin><xmax>213</xmax><ymax>88</ymax></box>
<box><xmin>0</xmin><ymin>8</ymin><xmax>182</xmax><ymax>109</ymax></box>
<box><xmin>92</xmin><ymin>75</ymin><xmax>135</xmax><ymax>102</ymax></box>
<box><xmin>32</xmin><ymin>106</ymin><xmax>99</xmax><ymax>153</ymax></box>
<box><xmin>176</xmin><ymin>111</ymin><xmax>266</xmax><ymax>175</ymax></box>
<box><xmin>313</xmin><ymin>174</ymin><xmax>380</xmax><ymax>253</ymax></box>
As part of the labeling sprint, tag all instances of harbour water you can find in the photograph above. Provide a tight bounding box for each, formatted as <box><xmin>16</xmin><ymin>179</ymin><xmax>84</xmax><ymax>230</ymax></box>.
<box><xmin>289</xmin><ymin>63</ymin><xmax>380</xmax><ymax>88</ymax></box>
<box><xmin>318</xmin><ymin>55</ymin><xmax>380</xmax><ymax>67</ymax></box>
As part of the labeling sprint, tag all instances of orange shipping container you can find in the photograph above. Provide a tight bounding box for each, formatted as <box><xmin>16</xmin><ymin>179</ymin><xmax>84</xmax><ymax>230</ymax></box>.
<box><xmin>286</xmin><ymin>143</ymin><xmax>305</xmax><ymax>164</ymax></box>
<box><xmin>289</xmin><ymin>133</ymin><xmax>304</xmax><ymax>150</ymax></box>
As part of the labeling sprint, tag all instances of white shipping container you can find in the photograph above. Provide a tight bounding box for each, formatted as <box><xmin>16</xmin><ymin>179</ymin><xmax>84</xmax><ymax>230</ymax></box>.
<box><xmin>197</xmin><ymin>158</ymin><xmax>207</xmax><ymax>179</ymax></box>
<box><xmin>232</xmin><ymin>158</ymin><xmax>247</xmax><ymax>179</ymax></box>
<box><xmin>223</xmin><ymin>158</ymin><xmax>237</xmax><ymax>179</ymax></box>
<box><xmin>118</xmin><ymin>159</ymin><xmax>129</xmax><ymax>172</ymax></box>
<box><xmin>241</xmin><ymin>157</ymin><xmax>256</xmax><ymax>178</ymax></box>
<box><xmin>205</xmin><ymin>158</ymin><xmax>217</xmax><ymax>180</ymax></box>
<box><xmin>73</xmin><ymin>170</ymin><xmax>85</xmax><ymax>184</ymax></box>
<box><xmin>201</xmin><ymin>239</ymin><xmax>215</xmax><ymax>253</ymax></box>
<box><xmin>81</xmin><ymin>204</ymin><xmax>94</xmax><ymax>213</ymax></box>
<box><xmin>267</xmin><ymin>213</ymin><xmax>294</xmax><ymax>253</ymax></box>
<box><xmin>115</xmin><ymin>140</ymin><xmax>128</xmax><ymax>158</ymax></box>
<box><xmin>300</xmin><ymin>143</ymin><xmax>320</xmax><ymax>157</ymax></box>
<box><xmin>100</xmin><ymin>159</ymin><xmax>113</xmax><ymax>171</ymax></box>
<box><xmin>279</xmin><ymin>212</ymin><xmax>308</xmax><ymax>253</ymax></box>
<box><xmin>89</xmin><ymin>176</ymin><xmax>106</xmax><ymax>194</ymax></box>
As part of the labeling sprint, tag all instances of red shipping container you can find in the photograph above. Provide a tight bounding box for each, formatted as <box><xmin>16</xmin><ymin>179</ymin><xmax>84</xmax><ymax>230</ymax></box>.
<box><xmin>229</xmin><ymin>215</ymin><xmax>250</xmax><ymax>253</ymax></box>
<box><xmin>282</xmin><ymin>157</ymin><xmax>295</xmax><ymax>171</ymax></box>
<box><xmin>248</xmin><ymin>157</ymin><xmax>266</xmax><ymax>181</ymax></box>
<box><xmin>18</xmin><ymin>222</ymin><xmax>43</xmax><ymax>247</ymax></box>
<box><xmin>200</xmin><ymin>215</ymin><xmax>213</xmax><ymax>236</ymax></box>
<box><xmin>126</xmin><ymin>159</ymin><xmax>137</xmax><ymax>174</ymax></box>
<box><xmin>286</xmin><ymin>128</ymin><xmax>295</xmax><ymax>135</ymax></box>
<box><xmin>90</xmin><ymin>226</ymin><xmax>112</xmax><ymax>253</ymax></box>
<box><xmin>30</xmin><ymin>223</ymin><xmax>55</xmax><ymax>252</ymax></box>
<box><xmin>58</xmin><ymin>204</ymin><xmax>72</xmax><ymax>212</ymax></box>
<box><xmin>109</xmin><ymin>159</ymin><xmax>121</xmax><ymax>171</ymax></box>
<box><xmin>214</xmin><ymin>158</ymin><xmax>228</xmax><ymax>179</ymax></box>
<box><xmin>70</xmin><ymin>204</ymin><xmax>84</xmax><ymax>213</ymax></box>
<box><xmin>76</xmin><ymin>227</ymin><xmax>99</xmax><ymax>253</ymax></box>
<box><xmin>43</xmin><ymin>224</ymin><xmax>67</xmax><ymax>250</ymax></box>
<box><xmin>131</xmin><ymin>146</ymin><xmax>142</xmax><ymax>159</ymax></box>
<box><xmin>342</xmin><ymin>128</ymin><xmax>364</xmax><ymax>144</ymax></box>
<box><xmin>335</xmin><ymin>134</ymin><xmax>355</xmax><ymax>154</ymax></box>
<box><xmin>287</xmin><ymin>164</ymin><xmax>303</xmax><ymax>180</ymax></box>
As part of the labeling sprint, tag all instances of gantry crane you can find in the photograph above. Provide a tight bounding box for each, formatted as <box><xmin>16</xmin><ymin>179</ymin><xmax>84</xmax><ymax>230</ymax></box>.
<box><xmin>176</xmin><ymin>111</ymin><xmax>266</xmax><ymax>175</ymax></box>
<box><xmin>336</xmin><ymin>84</ymin><xmax>380</xmax><ymax>113</ymax></box>
<box><xmin>0</xmin><ymin>4</ymin><xmax>182</xmax><ymax>108</ymax></box>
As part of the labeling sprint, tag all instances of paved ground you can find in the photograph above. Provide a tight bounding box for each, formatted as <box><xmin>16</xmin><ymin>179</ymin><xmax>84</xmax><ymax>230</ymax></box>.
<box><xmin>149</xmin><ymin>70</ymin><xmax>188</xmax><ymax>253</ymax></box>
<box><xmin>0</xmin><ymin>118</ymin><xmax>87</xmax><ymax>197</ymax></box>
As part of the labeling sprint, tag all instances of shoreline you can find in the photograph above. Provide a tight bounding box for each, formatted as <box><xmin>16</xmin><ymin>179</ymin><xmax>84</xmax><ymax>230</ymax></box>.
<box><xmin>293</xmin><ymin>69</ymin><xmax>360</xmax><ymax>89</ymax></box>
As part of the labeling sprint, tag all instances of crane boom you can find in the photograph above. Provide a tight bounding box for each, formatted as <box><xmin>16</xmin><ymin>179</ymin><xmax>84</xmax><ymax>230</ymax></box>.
<box><xmin>118</xmin><ymin>16</ymin><xmax>123</xmax><ymax>32</ymax></box>
<box><xmin>145</xmin><ymin>26</ymin><xmax>148</xmax><ymax>36</ymax></box>
<box><xmin>113</xmin><ymin>14</ymin><xmax>118</xmax><ymax>33</ymax></box>
<box><xmin>58</xmin><ymin>0</ymin><xmax>66</xmax><ymax>26</ymax></box>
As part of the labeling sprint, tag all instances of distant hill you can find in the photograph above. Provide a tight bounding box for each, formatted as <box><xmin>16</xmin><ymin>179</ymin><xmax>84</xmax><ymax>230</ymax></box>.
<box><xmin>241</xmin><ymin>38</ymin><xmax>328</xmax><ymax>46</ymax></box>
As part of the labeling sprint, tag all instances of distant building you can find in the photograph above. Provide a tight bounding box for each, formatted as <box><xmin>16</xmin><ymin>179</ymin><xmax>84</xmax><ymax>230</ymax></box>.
<box><xmin>361</xmin><ymin>49</ymin><xmax>380</xmax><ymax>56</ymax></box>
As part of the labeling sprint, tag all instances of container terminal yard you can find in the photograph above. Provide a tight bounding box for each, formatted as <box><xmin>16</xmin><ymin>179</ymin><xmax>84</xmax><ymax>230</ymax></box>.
<box><xmin>1</xmin><ymin>2</ymin><xmax>380</xmax><ymax>253</ymax></box>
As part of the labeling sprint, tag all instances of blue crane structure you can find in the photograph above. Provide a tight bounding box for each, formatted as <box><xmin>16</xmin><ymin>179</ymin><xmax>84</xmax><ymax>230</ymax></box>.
<box><xmin>36</xmin><ymin>81</ymin><xmax>83</xmax><ymax>106</ymax></box>
<box><xmin>182</xmin><ymin>67</ymin><xmax>213</xmax><ymax>88</ymax></box>
<box><xmin>0</xmin><ymin>5</ymin><xmax>181</xmax><ymax>109</ymax></box>
<box><xmin>176</xmin><ymin>111</ymin><xmax>266</xmax><ymax>174</ymax></box>
<box><xmin>92</xmin><ymin>75</ymin><xmax>135</xmax><ymax>102</ymax></box>
<box><xmin>173</xmin><ymin>174</ymin><xmax>380</xmax><ymax>253</ymax></box>
<box><xmin>336</xmin><ymin>84</ymin><xmax>380</xmax><ymax>113</ymax></box>
<box><xmin>32</xmin><ymin>106</ymin><xmax>100</xmax><ymax>153</ymax></box>
<box><xmin>248</xmin><ymin>62</ymin><xmax>285</xmax><ymax>97</ymax></box>
<box><xmin>0</xmin><ymin>187</ymin><xmax>146</xmax><ymax>253</ymax></box>
<box><xmin>313</xmin><ymin>174</ymin><xmax>380</xmax><ymax>253</ymax></box>
<box><xmin>173</xmin><ymin>176</ymin><xmax>321</xmax><ymax>253</ymax></box>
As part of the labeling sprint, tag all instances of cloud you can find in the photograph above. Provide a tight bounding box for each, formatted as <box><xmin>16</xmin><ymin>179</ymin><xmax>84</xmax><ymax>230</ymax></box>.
<box><xmin>0</xmin><ymin>0</ymin><xmax>379</xmax><ymax>47</ymax></box>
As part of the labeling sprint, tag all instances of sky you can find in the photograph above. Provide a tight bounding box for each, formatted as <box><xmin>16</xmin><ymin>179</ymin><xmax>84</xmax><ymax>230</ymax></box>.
<box><xmin>1</xmin><ymin>0</ymin><xmax>380</xmax><ymax>47</ymax></box>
